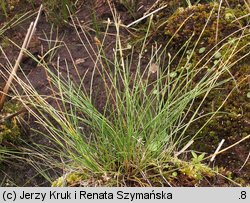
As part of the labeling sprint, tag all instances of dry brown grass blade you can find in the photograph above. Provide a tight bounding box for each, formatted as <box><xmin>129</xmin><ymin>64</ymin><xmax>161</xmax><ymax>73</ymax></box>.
<box><xmin>174</xmin><ymin>140</ymin><xmax>194</xmax><ymax>158</ymax></box>
<box><xmin>205</xmin><ymin>134</ymin><xmax>250</xmax><ymax>161</ymax></box>
<box><xmin>210</xmin><ymin>139</ymin><xmax>225</xmax><ymax>162</ymax></box>
<box><xmin>0</xmin><ymin>5</ymin><xmax>43</xmax><ymax>112</ymax></box>
<box><xmin>0</xmin><ymin>107</ymin><xmax>27</xmax><ymax>124</ymax></box>
<box><xmin>126</xmin><ymin>4</ymin><xmax>168</xmax><ymax>28</ymax></box>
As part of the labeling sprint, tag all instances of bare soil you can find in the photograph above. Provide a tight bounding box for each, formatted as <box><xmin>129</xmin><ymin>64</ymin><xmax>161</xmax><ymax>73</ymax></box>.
<box><xmin>0</xmin><ymin>0</ymin><xmax>249</xmax><ymax>186</ymax></box>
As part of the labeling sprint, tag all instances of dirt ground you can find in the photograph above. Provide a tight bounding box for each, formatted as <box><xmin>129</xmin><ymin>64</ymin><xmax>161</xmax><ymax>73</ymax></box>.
<box><xmin>0</xmin><ymin>0</ymin><xmax>249</xmax><ymax>186</ymax></box>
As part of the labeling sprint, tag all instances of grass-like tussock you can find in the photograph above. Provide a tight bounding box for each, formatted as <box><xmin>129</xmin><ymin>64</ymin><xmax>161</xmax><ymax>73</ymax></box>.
<box><xmin>2</xmin><ymin>4</ymin><xmax>249</xmax><ymax>186</ymax></box>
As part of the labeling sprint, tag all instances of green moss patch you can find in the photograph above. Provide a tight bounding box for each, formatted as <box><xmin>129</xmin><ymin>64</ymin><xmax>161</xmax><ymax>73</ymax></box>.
<box><xmin>0</xmin><ymin>100</ymin><xmax>23</xmax><ymax>145</ymax></box>
<box><xmin>52</xmin><ymin>157</ymin><xmax>216</xmax><ymax>187</ymax></box>
<box><xmin>164</xmin><ymin>3</ymin><xmax>249</xmax><ymax>48</ymax></box>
